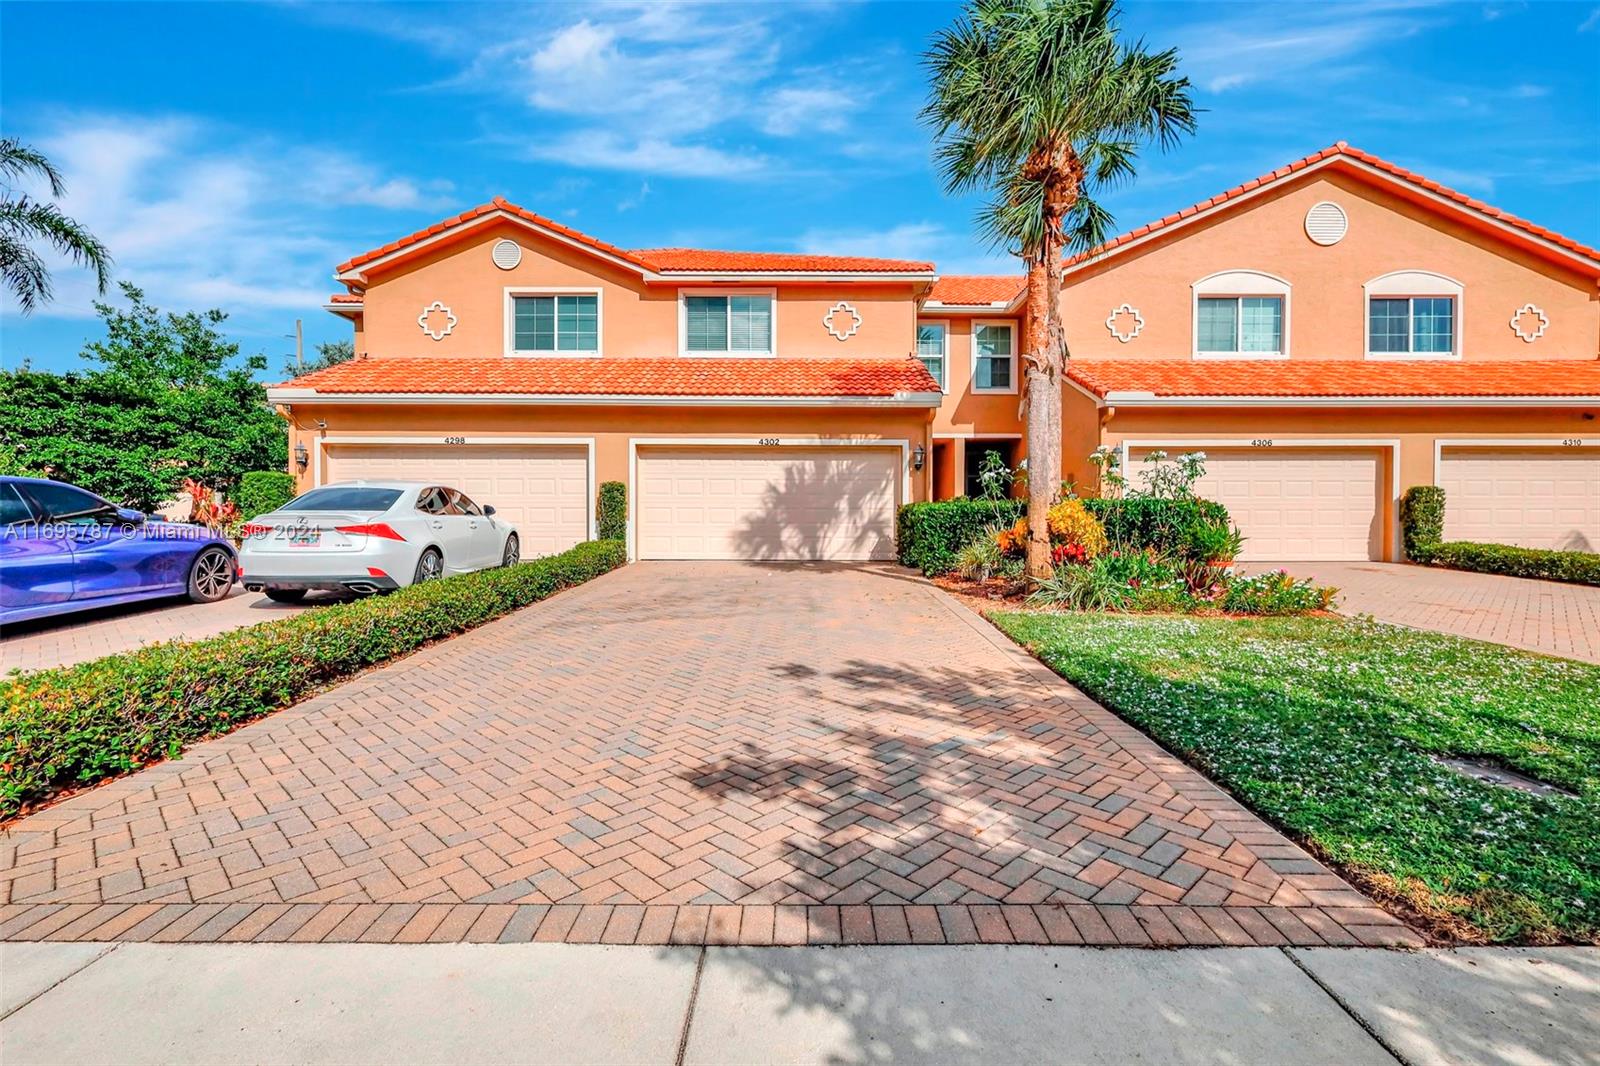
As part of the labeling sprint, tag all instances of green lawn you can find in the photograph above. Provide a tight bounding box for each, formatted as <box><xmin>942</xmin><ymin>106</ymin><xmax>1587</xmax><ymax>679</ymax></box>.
<box><xmin>989</xmin><ymin>611</ymin><xmax>1600</xmax><ymax>944</ymax></box>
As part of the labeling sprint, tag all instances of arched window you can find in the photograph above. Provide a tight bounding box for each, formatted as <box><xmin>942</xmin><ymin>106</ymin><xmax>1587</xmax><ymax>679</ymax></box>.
<box><xmin>1363</xmin><ymin>271</ymin><xmax>1463</xmax><ymax>359</ymax></box>
<box><xmin>1191</xmin><ymin>270</ymin><xmax>1291</xmax><ymax>359</ymax></box>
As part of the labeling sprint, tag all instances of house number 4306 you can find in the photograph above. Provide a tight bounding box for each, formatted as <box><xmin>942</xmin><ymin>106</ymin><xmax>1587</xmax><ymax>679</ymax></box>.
<box><xmin>1251</xmin><ymin>439</ymin><xmax>1274</xmax><ymax>447</ymax></box>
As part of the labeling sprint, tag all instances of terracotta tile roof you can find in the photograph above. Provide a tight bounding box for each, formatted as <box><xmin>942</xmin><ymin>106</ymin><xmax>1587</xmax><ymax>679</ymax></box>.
<box><xmin>273</xmin><ymin>357</ymin><xmax>943</xmax><ymax>398</ymax></box>
<box><xmin>1067</xmin><ymin>359</ymin><xmax>1600</xmax><ymax>400</ymax></box>
<box><xmin>927</xmin><ymin>275</ymin><xmax>1025</xmax><ymax>305</ymax></box>
<box><xmin>632</xmin><ymin>248</ymin><xmax>934</xmax><ymax>273</ymax></box>
<box><xmin>327</xmin><ymin>293</ymin><xmax>363</xmax><ymax>304</ymax></box>
<box><xmin>337</xmin><ymin>198</ymin><xmax>656</xmax><ymax>276</ymax></box>
<box><xmin>335</xmin><ymin>198</ymin><xmax>935</xmax><ymax>278</ymax></box>
<box><xmin>1064</xmin><ymin>142</ymin><xmax>1600</xmax><ymax>275</ymax></box>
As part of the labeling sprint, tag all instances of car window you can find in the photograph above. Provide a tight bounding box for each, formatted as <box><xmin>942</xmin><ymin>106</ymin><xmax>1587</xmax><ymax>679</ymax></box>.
<box><xmin>415</xmin><ymin>487</ymin><xmax>451</xmax><ymax>515</ymax></box>
<box><xmin>448</xmin><ymin>490</ymin><xmax>483</xmax><ymax>517</ymax></box>
<box><xmin>22</xmin><ymin>481</ymin><xmax>111</xmax><ymax>521</ymax></box>
<box><xmin>0</xmin><ymin>483</ymin><xmax>36</xmax><ymax>526</ymax></box>
<box><xmin>280</xmin><ymin>487</ymin><xmax>403</xmax><ymax>512</ymax></box>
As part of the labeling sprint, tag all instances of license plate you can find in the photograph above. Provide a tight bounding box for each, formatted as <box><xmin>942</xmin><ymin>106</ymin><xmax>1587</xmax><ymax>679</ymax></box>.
<box><xmin>286</xmin><ymin>529</ymin><xmax>320</xmax><ymax>546</ymax></box>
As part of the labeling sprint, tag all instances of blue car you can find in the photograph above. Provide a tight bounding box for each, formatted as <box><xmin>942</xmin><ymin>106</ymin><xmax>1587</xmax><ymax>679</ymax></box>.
<box><xmin>0</xmin><ymin>477</ymin><xmax>238</xmax><ymax>628</ymax></box>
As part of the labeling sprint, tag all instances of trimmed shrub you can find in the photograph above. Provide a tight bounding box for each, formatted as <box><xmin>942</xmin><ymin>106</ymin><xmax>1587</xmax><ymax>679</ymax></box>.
<box><xmin>0</xmin><ymin>540</ymin><xmax>627</xmax><ymax>817</ymax></box>
<box><xmin>234</xmin><ymin>471</ymin><xmax>296</xmax><ymax>522</ymax></box>
<box><xmin>1083</xmin><ymin>497</ymin><xmax>1229</xmax><ymax>556</ymax></box>
<box><xmin>1414</xmin><ymin>541</ymin><xmax>1600</xmax><ymax>587</ymax></box>
<box><xmin>895</xmin><ymin>496</ymin><xmax>1229</xmax><ymax>576</ymax></box>
<box><xmin>1400</xmin><ymin>485</ymin><xmax>1446</xmax><ymax>559</ymax></box>
<box><xmin>1220</xmin><ymin>569</ymin><xmax>1338</xmax><ymax>614</ymax></box>
<box><xmin>597</xmin><ymin>481</ymin><xmax>627</xmax><ymax>542</ymax></box>
<box><xmin>897</xmin><ymin>498</ymin><xmax>1025</xmax><ymax>575</ymax></box>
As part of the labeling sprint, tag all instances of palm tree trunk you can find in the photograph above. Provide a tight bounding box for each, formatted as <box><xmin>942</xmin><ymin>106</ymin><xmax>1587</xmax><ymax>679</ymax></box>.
<box><xmin>1021</xmin><ymin>254</ymin><xmax>1061</xmax><ymax>579</ymax></box>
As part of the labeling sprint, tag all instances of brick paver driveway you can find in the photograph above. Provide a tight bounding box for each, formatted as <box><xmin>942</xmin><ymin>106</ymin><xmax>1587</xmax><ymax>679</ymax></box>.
<box><xmin>1254</xmin><ymin>561</ymin><xmax>1600</xmax><ymax>663</ymax></box>
<box><xmin>0</xmin><ymin>563</ymin><xmax>1416</xmax><ymax>947</ymax></box>
<box><xmin>2</xmin><ymin>587</ymin><xmax>323</xmax><ymax>674</ymax></box>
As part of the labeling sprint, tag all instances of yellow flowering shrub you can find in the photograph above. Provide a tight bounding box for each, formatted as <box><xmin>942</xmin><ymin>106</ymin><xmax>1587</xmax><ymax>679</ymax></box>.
<box><xmin>1046</xmin><ymin>499</ymin><xmax>1109</xmax><ymax>562</ymax></box>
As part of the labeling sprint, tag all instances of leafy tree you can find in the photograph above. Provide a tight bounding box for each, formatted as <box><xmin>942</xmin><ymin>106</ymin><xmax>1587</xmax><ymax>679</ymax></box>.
<box><xmin>0</xmin><ymin>137</ymin><xmax>112</xmax><ymax>313</ymax></box>
<box><xmin>0</xmin><ymin>283</ymin><xmax>287</xmax><ymax>510</ymax></box>
<box><xmin>924</xmin><ymin>0</ymin><xmax>1195</xmax><ymax>577</ymax></box>
<box><xmin>282</xmin><ymin>338</ymin><xmax>354</xmax><ymax>379</ymax></box>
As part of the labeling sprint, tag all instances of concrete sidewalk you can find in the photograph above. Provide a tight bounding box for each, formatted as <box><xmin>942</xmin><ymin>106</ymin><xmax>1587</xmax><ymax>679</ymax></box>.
<box><xmin>2</xmin><ymin>944</ymin><xmax>1594</xmax><ymax>1065</ymax></box>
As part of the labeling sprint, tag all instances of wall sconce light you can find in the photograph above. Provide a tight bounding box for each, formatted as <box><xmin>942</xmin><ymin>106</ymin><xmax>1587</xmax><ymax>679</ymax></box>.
<box><xmin>294</xmin><ymin>441</ymin><xmax>309</xmax><ymax>471</ymax></box>
<box><xmin>912</xmin><ymin>444</ymin><xmax>926</xmax><ymax>472</ymax></box>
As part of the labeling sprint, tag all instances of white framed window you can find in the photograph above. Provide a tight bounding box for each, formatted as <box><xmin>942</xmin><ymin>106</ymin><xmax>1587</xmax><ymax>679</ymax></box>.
<box><xmin>971</xmin><ymin>320</ymin><xmax>1016</xmax><ymax>393</ymax></box>
<box><xmin>916</xmin><ymin>320</ymin><xmax>948</xmax><ymax>391</ymax></box>
<box><xmin>1191</xmin><ymin>270</ymin><xmax>1290</xmax><ymax>359</ymax></box>
<box><xmin>504</xmin><ymin>287</ymin><xmax>601</xmax><ymax>357</ymax></box>
<box><xmin>1364</xmin><ymin>271</ymin><xmax>1463</xmax><ymax>360</ymax></box>
<box><xmin>678</xmin><ymin>289</ymin><xmax>776</xmax><ymax>356</ymax></box>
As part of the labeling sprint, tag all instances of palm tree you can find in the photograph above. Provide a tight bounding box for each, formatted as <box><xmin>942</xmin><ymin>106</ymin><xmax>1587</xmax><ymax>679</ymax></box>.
<box><xmin>0</xmin><ymin>138</ymin><xmax>112</xmax><ymax>314</ymax></box>
<box><xmin>924</xmin><ymin>0</ymin><xmax>1195</xmax><ymax>577</ymax></box>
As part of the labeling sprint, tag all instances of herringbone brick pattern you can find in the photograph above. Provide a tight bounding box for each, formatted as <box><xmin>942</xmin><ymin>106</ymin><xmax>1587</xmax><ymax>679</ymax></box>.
<box><xmin>0</xmin><ymin>563</ymin><xmax>1419</xmax><ymax>946</ymax></box>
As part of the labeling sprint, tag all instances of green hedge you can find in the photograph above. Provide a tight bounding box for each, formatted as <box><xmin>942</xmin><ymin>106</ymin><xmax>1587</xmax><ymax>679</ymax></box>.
<box><xmin>896</xmin><ymin>496</ymin><xmax>1231</xmax><ymax>575</ymax></box>
<box><xmin>1400</xmin><ymin>485</ymin><xmax>1445</xmax><ymax>560</ymax></box>
<box><xmin>597</xmin><ymin>480</ymin><xmax>627</xmax><ymax>542</ymax></box>
<box><xmin>234</xmin><ymin>471</ymin><xmax>296</xmax><ymax>521</ymax></box>
<box><xmin>0</xmin><ymin>540</ymin><xmax>627</xmax><ymax>817</ymax></box>
<box><xmin>1412</xmin><ymin>541</ymin><xmax>1600</xmax><ymax>587</ymax></box>
<box><xmin>896</xmin><ymin>498</ymin><xmax>1026</xmax><ymax>575</ymax></box>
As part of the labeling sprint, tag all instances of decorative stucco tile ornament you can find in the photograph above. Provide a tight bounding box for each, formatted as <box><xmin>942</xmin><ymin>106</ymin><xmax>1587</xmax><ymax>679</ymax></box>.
<box><xmin>823</xmin><ymin>301</ymin><xmax>863</xmax><ymax>341</ymax></box>
<box><xmin>1509</xmin><ymin>303</ymin><xmax>1548</xmax><ymax>343</ymax></box>
<box><xmin>418</xmin><ymin>301</ymin><xmax>457</xmax><ymax>341</ymax></box>
<box><xmin>1105</xmin><ymin>303</ymin><xmax>1144</xmax><ymax>343</ymax></box>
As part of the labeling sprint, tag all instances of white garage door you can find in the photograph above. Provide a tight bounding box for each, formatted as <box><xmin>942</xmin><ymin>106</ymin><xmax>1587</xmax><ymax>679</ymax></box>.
<box><xmin>1132</xmin><ymin>446</ymin><xmax>1383</xmax><ymax>561</ymax></box>
<box><xmin>324</xmin><ymin>444</ymin><xmax>589</xmax><ymax>556</ymax></box>
<box><xmin>636</xmin><ymin>446</ymin><xmax>900</xmax><ymax>560</ymax></box>
<box><xmin>1438</xmin><ymin>446</ymin><xmax>1599</xmax><ymax>551</ymax></box>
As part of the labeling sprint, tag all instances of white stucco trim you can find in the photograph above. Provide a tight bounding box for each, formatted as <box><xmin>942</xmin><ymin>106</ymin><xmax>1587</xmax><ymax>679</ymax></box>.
<box><xmin>624</xmin><ymin>436</ymin><xmax>913</xmax><ymax>561</ymax></box>
<box><xmin>502</xmin><ymin>286</ymin><xmax>604</xmax><ymax>358</ymax></box>
<box><xmin>312</xmin><ymin>433</ymin><xmax>598</xmax><ymax>541</ymax></box>
<box><xmin>1117</xmin><ymin>436</ymin><xmax>1402</xmax><ymax>560</ymax></box>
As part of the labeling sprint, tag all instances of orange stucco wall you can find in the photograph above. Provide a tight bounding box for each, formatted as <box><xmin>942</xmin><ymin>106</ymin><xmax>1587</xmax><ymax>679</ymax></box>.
<box><xmin>1061</xmin><ymin>170</ymin><xmax>1599</xmax><ymax>361</ymax></box>
<box><xmin>356</xmin><ymin>220</ymin><xmax>920</xmax><ymax>360</ymax></box>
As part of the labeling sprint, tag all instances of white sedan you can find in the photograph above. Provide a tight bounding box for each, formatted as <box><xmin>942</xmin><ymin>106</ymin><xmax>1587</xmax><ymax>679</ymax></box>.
<box><xmin>238</xmin><ymin>481</ymin><xmax>519</xmax><ymax>602</ymax></box>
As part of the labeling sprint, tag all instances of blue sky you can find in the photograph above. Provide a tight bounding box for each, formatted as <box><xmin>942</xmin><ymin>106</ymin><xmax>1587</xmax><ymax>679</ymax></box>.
<box><xmin>3</xmin><ymin>0</ymin><xmax>1598</xmax><ymax>374</ymax></box>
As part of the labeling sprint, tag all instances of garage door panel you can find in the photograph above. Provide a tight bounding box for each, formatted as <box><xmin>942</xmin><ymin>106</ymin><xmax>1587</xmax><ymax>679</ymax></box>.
<box><xmin>1131</xmin><ymin>447</ymin><xmax>1382</xmax><ymax>561</ymax></box>
<box><xmin>325</xmin><ymin>444</ymin><xmax>589</xmax><ymax>558</ymax></box>
<box><xmin>1439</xmin><ymin>447</ymin><xmax>1599</xmax><ymax>552</ymax></box>
<box><xmin>637</xmin><ymin>447</ymin><xmax>898</xmax><ymax>561</ymax></box>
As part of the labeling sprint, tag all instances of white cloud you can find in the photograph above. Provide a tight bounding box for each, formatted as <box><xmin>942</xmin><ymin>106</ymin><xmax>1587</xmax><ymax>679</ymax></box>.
<box><xmin>796</xmin><ymin>222</ymin><xmax>1015</xmax><ymax>275</ymax></box>
<box><xmin>346</xmin><ymin>2</ymin><xmax>879</xmax><ymax>179</ymax></box>
<box><xmin>761</xmin><ymin>87</ymin><xmax>860</xmax><ymax>136</ymax></box>
<box><xmin>6</xmin><ymin>112</ymin><xmax>450</xmax><ymax>321</ymax></box>
<box><xmin>1582</xmin><ymin>6</ymin><xmax>1600</xmax><ymax>32</ymax></box>
<box><xmin>524</xmin><ymin>131</ymin><xmax>767</xmax><ymax>179</ymax></box>
<box><xmin>616</xmin><ymin>180</ymin><xmax>651</xmax><ymax>212</ymax></box>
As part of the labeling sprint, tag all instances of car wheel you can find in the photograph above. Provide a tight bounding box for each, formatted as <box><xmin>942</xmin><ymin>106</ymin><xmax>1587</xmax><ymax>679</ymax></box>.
<box><xmin>413</xmin><ymin>547</ymin><xmax>444</xmax><ymax>585</ymax></box>
<box><xmin>264</xmin><ymin>587</ymin><xmax>308</xmax><ymax>604</ymax></box>
<box><xmin>501</xmin><ymin>535</ymin><xmax>520</xmax><ymax>567</ymax></box>
<box><xmin>187</xmin><ymin>546</ymin><xmax>235</xmax><ymax>603</ymax></box>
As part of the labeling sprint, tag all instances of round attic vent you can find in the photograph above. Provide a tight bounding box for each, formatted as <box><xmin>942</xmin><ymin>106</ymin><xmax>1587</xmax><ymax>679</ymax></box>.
<box><xmin>491</xmin><ymin>239</ymin><xmax>523</xmax><ymax>270</ymax></box>
<box><xmin>1304</xmin><ymin>201</ymin><xmax>1348</xmax><ymax>246</ymax></box>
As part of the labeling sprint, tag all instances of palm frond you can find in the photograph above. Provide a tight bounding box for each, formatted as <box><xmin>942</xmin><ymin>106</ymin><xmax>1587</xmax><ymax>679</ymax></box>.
<box><xmin>0</xmin><ymin>232</ymin><xmax>51</xmax><ymax>314</ymax></box>
<box><xmin>0</xmin><ymin>197</ymin><xmax>113</xmax><ymax>296</ymax></box>
<box><xmin>0</xmin><ymin>138</ymin><xmax>66</xmax><ymax>197</ymax></box>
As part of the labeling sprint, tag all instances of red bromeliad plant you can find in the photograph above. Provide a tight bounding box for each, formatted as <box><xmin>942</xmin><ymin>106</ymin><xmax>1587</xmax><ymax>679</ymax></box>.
<box><xmin>181</xmin><ymin>477</ymin><xmax>238</xmax><ymax>530</ymax></box>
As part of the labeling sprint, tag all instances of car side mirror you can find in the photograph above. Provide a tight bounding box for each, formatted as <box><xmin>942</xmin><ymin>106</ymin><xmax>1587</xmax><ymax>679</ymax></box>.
<box><xmin>114</xmin><ymin>507</ymin><xmax>147</xmax><ymax>525</ymax></box>
<box><xmin>482</xmin><ymin>505</ymin><xmax>496</xmax><ymax>516</ymax></box>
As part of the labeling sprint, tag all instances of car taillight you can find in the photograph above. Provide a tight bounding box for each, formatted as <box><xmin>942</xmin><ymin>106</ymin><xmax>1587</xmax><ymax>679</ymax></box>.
<box><xmin>335</xmin><ymin>523</ymin><xmax>406</xmax><ymax>541</ymax></box>
<box><xmin>239</xmin><ymin>523</ymin><xmax>271</xmax><ymax>537</ymax></box>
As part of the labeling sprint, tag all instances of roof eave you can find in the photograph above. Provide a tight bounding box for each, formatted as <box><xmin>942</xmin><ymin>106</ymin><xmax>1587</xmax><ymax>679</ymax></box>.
<box><xmin>264</xmin><ymin>388</ymin><xmax>944</xmax><ymax>408</ymax></box>
<box><xmin>1094</xmin><ymin>391</ymin><xmax>1600</xmax><ymax>408</ymax></box>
